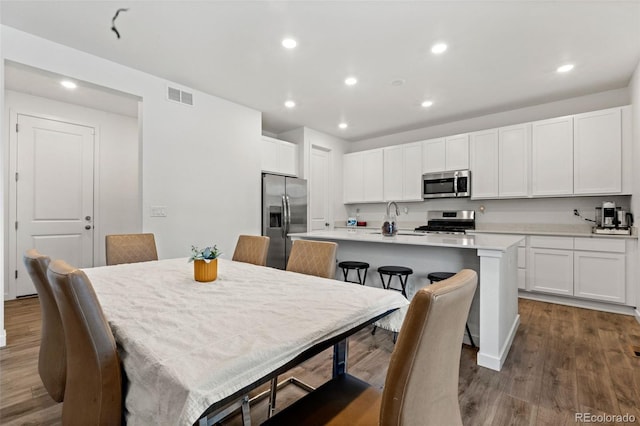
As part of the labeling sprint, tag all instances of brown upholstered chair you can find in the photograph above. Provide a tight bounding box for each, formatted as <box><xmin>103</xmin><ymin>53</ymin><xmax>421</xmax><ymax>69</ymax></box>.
<box><xmin>23</xmin><ymin>249</ymin><xmax>66</xmax><ymax>402</ymax></box>
<box><xmin>232</xmin><ymin>235</ymin><xmax>270</xmax><ymax>266</ymax></box>
<box><xmin>262</xmin><ymin>269</ymin><xmax>478</xmax><ymax>426</ymax></box>
<box><xmin>285</xmin><ymin>239</ymin><xmax>338</xmax><ymax>279</ymax></box>
<box><xmin>105</xmin><ymin>233</ymin><xmax>158</xmax><ymax>266</ymax></box>
<box><xmin>47</xmin><ymin>259</ymin><xmax>122</xmax><ymax>425</ymax></box>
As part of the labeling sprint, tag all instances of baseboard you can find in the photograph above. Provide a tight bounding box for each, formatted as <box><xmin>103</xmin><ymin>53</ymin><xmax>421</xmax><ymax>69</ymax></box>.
<box><xmin>0</xmin><ymin>329</ymin><xmax>6</xmax><ymax>347</ymax></box>
<box><xmin>477</xmin><ymin>314</ymin><xmax>520</xmax><ymax>371</ymax></box>
<box><xmin>635</xmin><ymin>308</ymin><xmax>640</xmax><ymax>325</ymax></box>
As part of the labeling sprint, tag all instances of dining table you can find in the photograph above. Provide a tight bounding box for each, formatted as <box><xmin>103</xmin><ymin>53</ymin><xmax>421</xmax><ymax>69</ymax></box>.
<box><xmin>84</xmin><ymin>257</ymin><xmax>408</xmax><ymax>426</ymax></box>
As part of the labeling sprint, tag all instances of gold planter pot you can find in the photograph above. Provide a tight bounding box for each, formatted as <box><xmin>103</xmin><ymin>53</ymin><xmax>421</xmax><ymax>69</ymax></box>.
<box><xmin>194</xmin><ymin>259</ymin><xmax>218</xmax><ymax>282</ymax></box>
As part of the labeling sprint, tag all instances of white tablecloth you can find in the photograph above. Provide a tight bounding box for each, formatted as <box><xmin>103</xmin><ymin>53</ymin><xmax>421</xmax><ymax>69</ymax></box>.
<box><xmin>84</xmin><ymin>258</ymin><xmax>408</xmax><ymax>425</ymax></box>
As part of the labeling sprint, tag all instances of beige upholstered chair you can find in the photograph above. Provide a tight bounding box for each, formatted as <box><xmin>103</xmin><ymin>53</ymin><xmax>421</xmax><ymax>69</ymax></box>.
<box><xmin>48</xmin><ymin>259</ymin><xmax>122</xmax><ymax>425</ymax></box>
<box><xmin>262</xmin><ymin>269</ymin><xmax>478</xmax><ymax>426</ymax></box>
<box><xmin>105</xmin><ymin>233</ymin><xmax>158</xmax><ymax>266</ymax></box>
<box><xmin>23</xmin><ymin>249</ymin><xmax>66</xmax><ymax>402</ymax></box>
<box><xmin>285</xmin><ymin>239</ymin><xmax>338</xmax><ymax>279</ymax></box>
<box><xmin>232</xmin><ymin>235</ymin><xmax>270</xmax><ymax>266</ymax></box>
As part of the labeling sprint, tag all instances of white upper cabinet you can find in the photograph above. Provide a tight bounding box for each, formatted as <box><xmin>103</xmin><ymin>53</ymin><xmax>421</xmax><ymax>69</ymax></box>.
<box><xmin>422</xmin><ymin>135</ymin><xmax>468</xmax><ymax>173</ymax></box>
<box><xmin>470</xmin><ymin>129</ymin><xmax>499</xmax><ymax>198</ymax></box>
<box><xmin>573</xmin><ymin>107</ymin><xmax>622</xmax><ymax>195</ymax></box>
<box><xmin>531</xmin><ymin>116</ymin><xmax>573</xmax><ymax>196</ymax></box>
<box><xmin>499</xmin><ymin>123</ymin><xmax>530</xmax><ymax>197</ymax></box>
<box><xmin>343</xmin><ymin>149</ymin><xmax>384</xmax><ymax>204</ymax></box>
<box><xmin>445</xmin><ymin>134</ymin><xmax>470</xmax><ymax>170</ymax></box>
<box><xmin>261</xmin><ymin>136</ymin><xmax>298</xmax><ymax>176</ymax></box>
<box><xmin>384</xmin><ymin>142</ymin><xmax>423</xmax><ymax>201</ymax></box>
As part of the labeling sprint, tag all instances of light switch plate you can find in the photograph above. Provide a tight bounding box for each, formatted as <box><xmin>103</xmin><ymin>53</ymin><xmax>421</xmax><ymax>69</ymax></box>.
<box><xmin>151</xmin><ymin>206</ymin><xmax>167</xmax><ymax>217</ymax></box>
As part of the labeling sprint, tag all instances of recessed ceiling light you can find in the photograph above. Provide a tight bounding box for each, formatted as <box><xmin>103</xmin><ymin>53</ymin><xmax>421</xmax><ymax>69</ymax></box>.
<box><xmin>431</xmin><ymin>43</ymin><xmax>448</xmax><ymax>54</ymax></box>
<box><xmin>421</xmin><ymin>100</ymin><xmax>434</xmax><ymax>108</ymax></box>
<box><xmin>282</xmin><ymin>38</ymin><xmax>297</xmax><ymax>49</ymax></box>
<box><xmin>60</xmin><ymin>80</ymin><xmax>77</xmax><ymax>89</ymax></box>
<box><xmin>344</xmin><ymin>77</ymin><xmax>358</xmax><ymax>86</ymax></box>
<box><xmin>338</xmin><ymin>122</ymin><xmax>348</xmax><ymax>129</ymax></box>
<box><xmin>284</xmin><ymin>100</ymin><xmax>296</xmax><ymax>108</ymax></box>
<box><xmin>557</xmin><ymin>64</ymin><xmax>574</xmax><ymax>73</ymax></box>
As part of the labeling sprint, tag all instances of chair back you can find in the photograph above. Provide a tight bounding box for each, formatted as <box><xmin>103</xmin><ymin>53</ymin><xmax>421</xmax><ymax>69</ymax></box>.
<box><xmin>286</xmin><ymin>239</ymin><xmax>338</xmax><ymax>279</ymax></box>
<box><xmin>380</xmin><ymin>269</ymin><xmax>478</xmax><ymax>426</ymax></box>
<box><xmin>232</xmin><ymin>235</ymin><xmax>270</xmax><ymax>266</ymax></box>
<box><xmin>105</xmin><ymin>233</ymin><xmax>158</xmax><ymax>265</ymax></box>
<box><xmin>48</xmin><ymin>259</ymin><xmax>122</xmax><ymax>425</ymax></box>
<box><xmin>23</xmin><ymin>249</ymin><xmax>66</xmax><ymax>402</ymax></box>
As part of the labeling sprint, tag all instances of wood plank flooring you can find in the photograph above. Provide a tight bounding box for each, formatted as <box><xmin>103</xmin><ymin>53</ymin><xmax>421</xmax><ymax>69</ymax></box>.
<box><xmin>1</xmin><ymin>297</ymin><xmax>640</xmax><ymax>425</ymax></box>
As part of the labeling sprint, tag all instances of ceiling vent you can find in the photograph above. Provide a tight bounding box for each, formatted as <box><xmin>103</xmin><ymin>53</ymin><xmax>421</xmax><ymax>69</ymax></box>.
<box><xmin>167</xmin><ymin>86</ymin><xmax>194</xmax><ymax>106</ymax></box>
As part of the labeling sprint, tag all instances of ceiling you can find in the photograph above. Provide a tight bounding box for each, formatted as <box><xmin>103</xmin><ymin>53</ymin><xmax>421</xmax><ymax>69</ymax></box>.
<box><xmin>2</xmin><ymin>1</ymin><xmax>640</xmax><ymax>142</ymax></box>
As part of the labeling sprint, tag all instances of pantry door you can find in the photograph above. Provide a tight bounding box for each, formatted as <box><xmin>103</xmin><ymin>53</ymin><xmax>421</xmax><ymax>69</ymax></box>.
<box><xmin>15</xmin><ymin>114</ymin><xmax>95</xmax><ymax>296</ymax></box>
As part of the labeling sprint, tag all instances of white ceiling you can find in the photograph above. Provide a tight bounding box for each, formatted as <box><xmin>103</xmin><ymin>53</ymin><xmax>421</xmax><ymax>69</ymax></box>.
<box><xmin>2</xmin><ymin>1</ymin><xmax>640</xmax><ymax>141</ymax></box>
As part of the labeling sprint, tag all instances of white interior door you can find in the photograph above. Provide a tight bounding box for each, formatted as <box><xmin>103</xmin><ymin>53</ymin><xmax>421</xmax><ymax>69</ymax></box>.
<box><xmin>310</xmin><ymin>146</ymin><xmax>330</xmax><ymax>231</ymax></box>
<box><xmin>15</xmin><ymin>114</ymin><xmax>95</xmax><ymax>296</ymax></box>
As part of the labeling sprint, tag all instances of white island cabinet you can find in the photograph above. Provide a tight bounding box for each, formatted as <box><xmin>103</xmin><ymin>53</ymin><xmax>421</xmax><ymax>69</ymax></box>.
<box><xmin>290</xmin><ymin>230</ymin><xmax>522</xmax><ymax>371</ymax></box>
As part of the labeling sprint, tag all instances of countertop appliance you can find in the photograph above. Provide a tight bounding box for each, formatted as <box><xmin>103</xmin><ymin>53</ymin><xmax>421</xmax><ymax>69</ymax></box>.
<box><xmin>422</xmin><ymin>170</ymin><xmax>471</xmax><ymax>199</ymax></box>
<box><xmin>262</xmin><ymin>173</ymin><xmax>307</xmax><ymax>269</ymax></box>
<box><xmin>414</xmin><ymin>210</ymin><xmax>476</xmax><ymax>235</ymax></box>
<box><xmin>594</xmin><ymin>201</ymin><xmax>633</xmax><ymax>235</ymax></box>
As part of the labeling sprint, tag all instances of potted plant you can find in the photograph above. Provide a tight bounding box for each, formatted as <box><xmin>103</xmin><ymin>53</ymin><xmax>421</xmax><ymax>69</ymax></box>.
<box><xmin>189</xmin><ymin>245</ymin><xmax>222</xmax><ymax>282</ymax></box>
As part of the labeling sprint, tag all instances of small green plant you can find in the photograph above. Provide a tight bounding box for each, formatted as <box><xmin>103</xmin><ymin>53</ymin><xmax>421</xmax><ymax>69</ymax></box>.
<box><xmin>188</xmin><ymin>245</ymin><xmax>222</xmax><ymax>262</ymax></box>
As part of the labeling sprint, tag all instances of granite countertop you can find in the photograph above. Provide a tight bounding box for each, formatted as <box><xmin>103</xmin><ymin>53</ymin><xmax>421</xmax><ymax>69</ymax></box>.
<box><xmin>290</xmin><ymin>230</ymin><xmax>523</xmax><ymax>251</ymax></box>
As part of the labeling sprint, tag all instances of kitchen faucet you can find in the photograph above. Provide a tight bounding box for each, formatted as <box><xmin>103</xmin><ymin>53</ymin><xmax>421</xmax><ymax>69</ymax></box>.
<box><xmin>386</xmin><ymin>201</ymin><xmax>400</xmax><ymax>217</ymax></box>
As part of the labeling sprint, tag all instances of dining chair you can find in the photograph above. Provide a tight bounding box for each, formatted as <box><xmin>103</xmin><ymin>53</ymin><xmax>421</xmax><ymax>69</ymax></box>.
<box><xmin>23</xmin><ymin>249</ymin><xmax>66</xmax><ymax>403</ymax></box>
<box><xmin>105</xmin><ymin>233</ymin><xmax>158</xmax><ymax>265</ymax></box>
<box><xmin>232</xmin><ymin>235</ymin><xmax>270</xmax><ymax>266</ymax></box>
<box><xmin>262</xmin><ymin>269</ymin><xmax>478</xmax><ymax>426</ymax></box>
<box><xmin>285</xmin><ymin>239</ymin><xmax>338</xmax><ymax>279</ymax></box>
<box><xmin>47</xmin><ymin>259</ymin><xmax>122</xmax><ymax>425</ymax></box>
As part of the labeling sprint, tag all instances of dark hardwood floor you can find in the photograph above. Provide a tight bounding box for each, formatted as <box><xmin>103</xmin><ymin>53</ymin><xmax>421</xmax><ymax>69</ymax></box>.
<box><xmin>2</xmin><ymin>297</ymin><xmax>640</xmax><ymax>425</ymax></box>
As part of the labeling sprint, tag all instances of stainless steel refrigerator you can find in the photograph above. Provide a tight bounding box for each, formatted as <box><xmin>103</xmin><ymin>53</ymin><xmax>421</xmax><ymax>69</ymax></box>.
<box><xmin>262</xmin><ymin>173</ymin><xmax>308</xmax><ymax>269</ymax></box>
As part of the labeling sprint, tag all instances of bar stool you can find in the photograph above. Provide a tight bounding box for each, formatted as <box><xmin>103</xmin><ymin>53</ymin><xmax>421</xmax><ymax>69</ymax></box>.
<box><xmin>428</xmin><ymin>272</ymin><xmax>477</xmax><ymax>348</ymax></box>
<box><xmin>338</xmin><ymin>261</ymin><xmax>369</xmax><ymax>285</ymax></box>
<box><xmin>378</xmin><ymin>266</ymin><xmax>413</xmax><ymax>298</ymax></box>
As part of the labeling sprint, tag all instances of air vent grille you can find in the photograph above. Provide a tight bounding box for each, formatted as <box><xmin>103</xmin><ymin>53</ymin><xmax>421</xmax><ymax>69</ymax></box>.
<box><xmin>167</xmin><ymin>86</ymin><xmax>194</xmax><ymax>106</ymax></box>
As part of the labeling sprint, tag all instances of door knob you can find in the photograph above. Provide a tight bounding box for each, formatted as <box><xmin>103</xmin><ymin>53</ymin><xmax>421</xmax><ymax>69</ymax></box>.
<box><xmin>85</xmin><ymin>216</ymin><xmax>92</xmax><ymax>221</ymax></box>
<box><xmin>85</xmin><ymin>225</ymin><xmax>92</xmax><ymax>230</ymax></box>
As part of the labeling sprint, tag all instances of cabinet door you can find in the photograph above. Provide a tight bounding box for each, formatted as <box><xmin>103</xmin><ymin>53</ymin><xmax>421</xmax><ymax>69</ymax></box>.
<box><xmin>277</xmin><ymin>141</ymin><xmax>298</xmax><ymax>176</ymax></box>
<box><xmin>403</xmin><ymin>142</ymin><xmax>423</xmax><ymax>201</ymax></box>
<box><xmin>343</xmin><ymin>153</ymin><xmax>364</xmax><ymax>203</ymax></box>
<box><xmin>422</xmin><ymin>138</ymin><xmax>445</xmax><ymax>173</ymax></box>
<box><xmin>470</xmin><ymin>129</ymin><xmax>499</xmax><ymax>199</ymax></box>
<box><xmin>261</xmin><ymin>137</ymin><xmax>278</xmax><ymax>173</ymax></box>
<box><xmin>531</xmin><ymin>116</ymin><xmax>573</xmax><ymax>196</ymax></box>
<box><xmin>362</xmin><ymin>149</ymin><xmax>384</xmax><ymax>202</ymax></box>
<box><xmin>445</xmin><ymin>134</ymin><xmax>469</xmax><ymax>170</ymax></box>
<box><xmin>528</xmin><ymin>248</ymin><xmax>573</xmax><ymax>296</ymax></box>
<box><xmin>499</xmin><ymin>124</ymin><xmax>530</xmax><ymax>197</ymax></box>
<box><xmin>574</xmin><ymin>251</ymin><xmax>625</xmax><ymax>304</ymax></box>
<box><xmin>573</xmin><ymin>108</ymin><xmax>622</xmax><ymax>195</ymax></box>
<box><xmin>384</xmin><ymin>146</ymin><xmax>403</xmax><ymax>201</ymax></box>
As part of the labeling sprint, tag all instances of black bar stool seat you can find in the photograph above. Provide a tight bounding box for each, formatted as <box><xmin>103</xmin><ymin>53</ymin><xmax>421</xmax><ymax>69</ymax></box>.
<box><xmin>338</xmin><ymin>261</ymin><xmax>370</xmax><ymax>285</ymax></box>
<box><xmin>429</xmin><ymin>272</ymin><xmax>476</xmax><ymax>348</ymax></box>
<box><xmin>378</xmin><ymin>266</ymin><xmax>413</xmax><ymax>298</ymax></box>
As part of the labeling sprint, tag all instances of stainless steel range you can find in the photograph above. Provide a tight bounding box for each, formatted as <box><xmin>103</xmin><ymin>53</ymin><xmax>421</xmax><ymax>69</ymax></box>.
<box><xmin>414</xmin><ymin>210</ymin><xmax>475</xmax><ymax>235</ymax></box>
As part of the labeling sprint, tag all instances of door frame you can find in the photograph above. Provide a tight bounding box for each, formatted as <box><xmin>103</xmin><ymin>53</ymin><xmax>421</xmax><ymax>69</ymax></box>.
<box><xmin>6</xmin><ymin>109</ymin><xmax>100</xmax><ymax>300</ymax></box>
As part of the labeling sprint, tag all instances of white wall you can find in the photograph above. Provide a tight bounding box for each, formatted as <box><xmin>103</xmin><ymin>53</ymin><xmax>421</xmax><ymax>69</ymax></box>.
<box><xmin>0</xmin><ymin>14</ymin><xmax>6</xmax><ymax>347</ymax></box>
<box><xmin>4</xmin><ymin>90</ymin><xmax>140</xmax><ymax>278</ymax></box>
<box><xmin>630</xmin><ymin>60</ymin><xmax>640</xmax><ymax>320</ymax></box>
<box><xmin>1</xmin><ymin>26</ymin><xmax>262</xmax><ymax>345</ymax></box>
<box><xmin>350</xmin><ymin>88</ymin><xmax>630</xmax><ymax>153</ymax></box>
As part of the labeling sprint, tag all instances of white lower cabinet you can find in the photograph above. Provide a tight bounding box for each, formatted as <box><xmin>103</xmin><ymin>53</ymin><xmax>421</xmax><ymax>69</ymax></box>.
<box><xmin>526</xmin><ymin>236</ymin><xmax>628</xmax><ymax>305</ymax></box>
<box><xmin>529</xmin><ymin>247</ymin><xmax>573</xmax><ymax>296</ymax></box>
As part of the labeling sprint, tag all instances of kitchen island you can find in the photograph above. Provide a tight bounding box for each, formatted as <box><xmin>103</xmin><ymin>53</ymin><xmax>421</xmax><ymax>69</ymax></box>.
<box><xmin>290</xmin><ymin>229</ymin><xmax>524</xmax><ymax>371</ymax></box>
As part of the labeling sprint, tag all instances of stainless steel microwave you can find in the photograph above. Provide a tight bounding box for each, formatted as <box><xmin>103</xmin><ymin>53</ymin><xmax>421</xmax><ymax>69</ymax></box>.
<box><xmin>422</xmin><ymin>170</ymin><xmax>471</xmax><ymax>199</ymax></box>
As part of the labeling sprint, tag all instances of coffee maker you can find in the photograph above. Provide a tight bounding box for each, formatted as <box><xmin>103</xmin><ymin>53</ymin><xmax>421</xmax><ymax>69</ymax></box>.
<box><xmin>594</xmin><ymin>201</ymin><xmax>633</xmax><ymax>234</ymax></box>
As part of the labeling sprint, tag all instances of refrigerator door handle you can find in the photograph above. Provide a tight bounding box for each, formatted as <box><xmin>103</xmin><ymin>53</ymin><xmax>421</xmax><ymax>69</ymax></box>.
<box><xmin>281</xmin><ymin>195</ymin><xmax>288</xmax><ymax>238</ymax></box>
<box><xmin>285</xmin><ymin>195</ymin><xmax>292</xmax><ymax>235</ymax></box>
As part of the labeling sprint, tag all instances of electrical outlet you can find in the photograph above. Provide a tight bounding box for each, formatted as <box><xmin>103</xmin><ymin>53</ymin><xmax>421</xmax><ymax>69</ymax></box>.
<box><xmin>151</xmin><ymin>206</ymin><xmax>167</xmax><ymax>217</ymax></box>
<box><xmin>573</xmin><ymin>209</ymin><xmax>579</xmax><ymax>216</ymax></box>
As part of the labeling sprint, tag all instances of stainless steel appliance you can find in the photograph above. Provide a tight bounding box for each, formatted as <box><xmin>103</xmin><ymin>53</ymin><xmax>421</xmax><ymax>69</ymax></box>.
<box><xmin>422</xmin><ymin>170</ymin><xmax>471</xmax><ymax>199</ymax></box>
<box><xmin>414</xmin><ymin>210</ymin><xmax>476</xmax><ymax>234</ymax></box>
<box><xmin>262</xmin><ymin>173</ymin><xmax>308</xmax><ymax>269</ymax></box>
<box><xmin>594</xmin><ymin>201</ymin><xmax>633</xmax><ymax>235</ymax></box>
